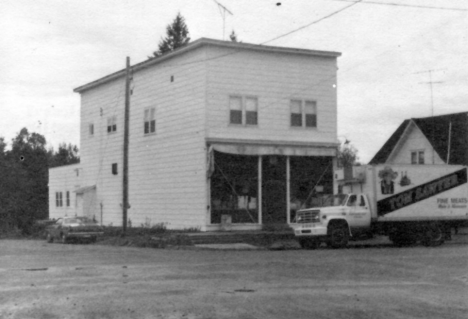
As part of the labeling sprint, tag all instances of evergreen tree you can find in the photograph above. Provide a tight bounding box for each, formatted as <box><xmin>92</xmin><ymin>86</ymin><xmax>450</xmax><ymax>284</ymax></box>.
<box><xmin>152</xmin><ymin>13</ymin><xmax>190</xmax><ymax>57</ymax></box>
<box><xmin>49</xmin><ymin>143</ymin><xmax>80</xmax><ymax>168</ymax></box>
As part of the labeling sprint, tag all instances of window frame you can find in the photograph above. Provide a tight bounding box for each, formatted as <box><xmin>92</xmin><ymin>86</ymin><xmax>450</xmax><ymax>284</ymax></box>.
<box><xmin>229</xmin><ymin>95</ymin><xmax>258</xmax><ymax>126</ymax></box>
<box><xmin>290</xmin><ymin>99</ymin><xmax>318</xmax><ymax>129</ymax></box>
<box><xmin>411</xmin><ymin>150</ymin><xmax>425</xmax><ymax>165</ymax></box>
<box><xmin>107</xmin><ymin>116</ymin><xmax>117</xmax><ymax>133</ymax></box>
<box><xmin>66</xmin><ymin>191</ymin><xmax>70</xmax><ymax>207</ymax></box>
<box><xmin>144</xmin><ymin>107</ymin><xmax>156</xmax><ymax>135</ymax></box>
<box><xmin>89</xmin><ymin>123</ymin><xmax>94</xmax><ymax>136</ymax></box>
<box><xmin>56</xmin><ymin>192</ymin><xmax>63</xmax><ymax>207</ymax></box>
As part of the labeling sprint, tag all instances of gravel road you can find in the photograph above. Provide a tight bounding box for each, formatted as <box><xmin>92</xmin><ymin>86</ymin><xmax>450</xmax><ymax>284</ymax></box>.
<box><xmin>0</xmin><ymin>237</ymin><xmax>467</xmax><ymax>319</ymax></box>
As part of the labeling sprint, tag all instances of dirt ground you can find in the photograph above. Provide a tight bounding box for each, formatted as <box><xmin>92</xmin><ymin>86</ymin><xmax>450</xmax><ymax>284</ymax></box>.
<box><xmin>0</xmin><ymin>236</ymin><xmax>467</xmax><ymax>319</ymax></box>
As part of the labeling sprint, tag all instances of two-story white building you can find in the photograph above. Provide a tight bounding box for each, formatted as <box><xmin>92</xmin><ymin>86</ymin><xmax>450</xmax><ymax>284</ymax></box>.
<box><xmin>49</xmin><ymin>38</ymin><xmax>341</xmax><ymax>231</ymax></box>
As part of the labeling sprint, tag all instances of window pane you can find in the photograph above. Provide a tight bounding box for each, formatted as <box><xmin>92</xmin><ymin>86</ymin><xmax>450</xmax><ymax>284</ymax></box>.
<box><xmin>305</xmin><ymin>114</ymin><xmax>317</xmax><ymax>127</ymax></box>
<box><xmin>411</xmin><ymin>152</ymin><xmax>417</xmax><ymax>164</ymax></box>
<box><xmin>230</xmin><ymin>110</ymin><xmax>242</xmax><ymax>124</ymax></box>
<box><xmin>291</xmin><ymin>113</ymin><xmax>302</xmax><ymax>127</ymax></box>
<box><xmin>245</xmin><ymin>98</ymin><xmax>257</xmax><ymax>112</ymax></box>
<box><xmin>419</xmin><ymin>151</ymin><xmax>425</xmax><ymax>164</ymax></box>
<box><xmin>144</xmin><ymin>109</ymin><xmax>149</xmax><ymax>122</ymax></box>
<box><xmin>290</xmin><ymin>100</ymin><xmax>301</xmax><ymax>114</ymax></box>
<box><xmin>305</xmin><ymin>101</ymin><xmax>316</xmax><ymax>114</ymax></box>
<box><xmin>246</xmin><ymin>111</ymin><xmax>257</xmax><ymax>125</ymax></box>
<box><xmin>229</xmin><ymin>97</ymin><xmax>242</xmax><ymax>111</ymax></box>
<box><xmin>150</xmin><ymin>108</ymin><xmax>155</xmax><ymax>120</ymax></box>
<box><xmin>144</xmin><ymin>122</ymin><xmax>149</xmax><ymax>134</ymax></box>
<box><xmin>112</xmin><ymin>124</ymin><xmax>117</xmax><ymax>132</ymax></box>
<box><xmin>150</xmin><ymin>120</ymin><xmax>156</xmax><ymax>133</ymax></box>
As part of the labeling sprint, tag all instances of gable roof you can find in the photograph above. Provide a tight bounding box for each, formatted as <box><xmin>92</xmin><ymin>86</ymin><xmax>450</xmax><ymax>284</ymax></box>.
<box><xmin>74</xmin><ymin>38</ymin><xmax>341</xmax><ymax>93</ymax></box>
<box><xmin>369</xmin><ymin>112</ymin><xmax>468</xmax><ymax>165</ymax></box>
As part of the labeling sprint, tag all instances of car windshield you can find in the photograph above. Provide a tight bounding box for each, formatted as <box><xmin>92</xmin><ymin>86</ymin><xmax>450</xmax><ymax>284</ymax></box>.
<box><xmin>63</xmin><ymin>217</ymin><xmax>97</xmax><ymax>225</ymax></box>
<box><xmin>320</xmin><ymin>194</ymin><xmax>349</xmax><ymax>207</ymax></box>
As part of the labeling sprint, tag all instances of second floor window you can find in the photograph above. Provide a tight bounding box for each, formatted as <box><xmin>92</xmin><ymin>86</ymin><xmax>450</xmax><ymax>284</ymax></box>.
<box><xmin>411</xmin><ymin>151</ymin><xmax>425</xmax><ymax>164</ymax></box>
<box><xmin>66</xmin><ymin>191</ymin><xmax>70</xmax><ymax>207</ymax></box>
<box><xmin>229</xmin><ymin>96</ymin><xmax>258</xmax><ymax>126</ymax></box>
<box><xmin>89</xmin><ymin>123</ymin><xmax>94</xmax><ymax>136</ymax></box>
<box><xmin>144</xmin><ymin>107</ymin><xmax>156</xmax><ymax>134</ymax></box>
<box><xmin>107</xmin><ymin>116</ymin><xmax>117</xmax><ymax>133</ymax></box>
<box><xmin>290</xmin><ymin>100</ymin><xmax>317</xmax><ymax>128</ymax></box>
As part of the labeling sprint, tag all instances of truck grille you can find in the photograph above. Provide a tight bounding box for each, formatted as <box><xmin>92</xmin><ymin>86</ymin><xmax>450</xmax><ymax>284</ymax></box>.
<box><xmin>296</xmin><ymin>210</ymin><xmax>320</xmax><ymax>223</ymax></box>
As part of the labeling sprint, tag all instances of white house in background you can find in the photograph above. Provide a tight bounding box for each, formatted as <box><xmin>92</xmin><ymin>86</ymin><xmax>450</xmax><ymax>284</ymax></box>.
<box><xmin>48</xmin><ymin>38</ymin><xmax>341</xmax><ymax>231</ymax></box>
<box><xmin>369</xmin><ymin>112</ymin><xmax>468</xmax><ymax>166</ymax></box>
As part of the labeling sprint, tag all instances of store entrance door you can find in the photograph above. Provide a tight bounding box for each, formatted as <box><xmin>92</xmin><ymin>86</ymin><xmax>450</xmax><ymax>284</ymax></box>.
<box><xmin>262</xmin><ymin>156</ymin><xmax>287</xmax><ymax>224</ymax></box>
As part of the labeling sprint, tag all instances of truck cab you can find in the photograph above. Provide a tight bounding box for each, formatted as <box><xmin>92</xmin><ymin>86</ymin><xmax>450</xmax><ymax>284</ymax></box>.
<box><xmin>291</xmin><ymin>193</ymin><xmax>372</xmax><ymax>249</ymax></box>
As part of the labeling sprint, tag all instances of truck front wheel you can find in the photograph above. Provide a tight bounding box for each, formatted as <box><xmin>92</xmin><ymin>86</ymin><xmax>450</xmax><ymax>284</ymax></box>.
<box><xmin>327</xmin><ymin>224</ymin><xmax>349</xmax><ymax>249</ymax></box>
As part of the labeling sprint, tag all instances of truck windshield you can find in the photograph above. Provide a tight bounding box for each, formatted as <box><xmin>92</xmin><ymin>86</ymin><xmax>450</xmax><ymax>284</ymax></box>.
<box><xmin>320</xmin><ymin>194</ymin><xmax>348</xmax><ymax>207</ymax></box>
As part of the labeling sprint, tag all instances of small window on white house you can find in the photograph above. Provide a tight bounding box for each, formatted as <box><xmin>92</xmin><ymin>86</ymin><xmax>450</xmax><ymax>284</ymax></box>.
<box><xmin>305</xmin><ymin>101</ymin><xmax>317</xmax><ymax>128</ymax></box>
<box><xmin>89</xmin><ymin>123</ymin><xmax>94</xmax><ymax>136</ymax></box>
<box><xmin>229</xmin><ymin>96</ymin><xmax>243</xmax><ymax>125</ymax></box>
<box><xmin>66</xmin><ymin>191</ymin><xmax>70</xmax><ymax>207</ymax></box>
<box><xmin>418</xmin><ymin>151</ymin><xmax>425</xmax><ymax>164</ymax></box>
<box><xmin>290</xmin><ymin>100</ymin><xmax>302</xmax><ymax>127</ymax></box>
<box><xmin>291</xmin><ymin>100</ymin><xmax>318</xmax><ymax>128</ymax></box>
<box><xmin>144</xmin><ymin>107</ymin><xmax>156</xmax><ymax>134</ymax></box>
<box><xmin>107</xmin><ymin>116</ymin><xmax>117</xmax><ymax>133</ymax></box>
<box><xmin>56</xmin><ymin>192</ymin><xmax>63</xmax><ymax>207</ymax></box>
<box><xmin>411</xmin><ymin>151</ymin><xmax>425</xmax><ymax>164</ymax></box>
<box><xmin>229</xmin><ymin>96</ymin><xmax>258</xmax><ymax>126</ymax></box>
<box><xmin>112</xmin><ymin>163</ymin><xmax>118</xmax><ymax>175</ymax></box>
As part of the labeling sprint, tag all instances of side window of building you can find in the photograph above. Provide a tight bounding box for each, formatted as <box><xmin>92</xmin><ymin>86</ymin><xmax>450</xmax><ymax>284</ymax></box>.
<box><xmin>66</xmin><ymin>191</ymin><xmax>70</xmax><ymax>207</ymax></box>
<box><xmin>112</xmin><ymin>163</ymin><xmax>118</xmax><ymax>175</ymax></box>
<box><xmin>56</xmin><ymin>192</ymin><xmax>63</xmax><ymax>207</ymax></box>
<box><xmin>290</xmin><ymin>99</ymin><xmax>318</xmax><ymax>128</ymax></box>
<box><xmin>418</xmin><ymin>151</ymin><xmax>425</xmax><ymax>164</ymax></box>
<box><xmin>89</xmin><ymin>123</ymin><xmax>94</xmax><ymax>136</ymax></box>
<box><xmin>107</xmin><ymin>116</ymin><xmax>117</xmax><ymax>133</ymax></box>
<box><xmin>229</xmin><ymin>96</ymin><xmax>258</xmax><ymax>126</ymax></box>
<box><xmin>144</xmin><ymin>107</ymin><xmax>156</xmax><ymax>134</ymax></box>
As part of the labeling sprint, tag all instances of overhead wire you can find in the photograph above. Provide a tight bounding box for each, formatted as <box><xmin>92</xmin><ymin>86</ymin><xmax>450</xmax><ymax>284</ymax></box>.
<box><xmin>329</xmin><ymin>0</ymin><xmax>468</xmax><ymax>12</ymax></box>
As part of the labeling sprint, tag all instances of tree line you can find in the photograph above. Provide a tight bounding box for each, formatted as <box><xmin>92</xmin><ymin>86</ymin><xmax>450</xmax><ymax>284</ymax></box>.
<box><xmin>0</xmin><ymin>128</ymin><xmax>79</xmax><ymax>233</ymax></box>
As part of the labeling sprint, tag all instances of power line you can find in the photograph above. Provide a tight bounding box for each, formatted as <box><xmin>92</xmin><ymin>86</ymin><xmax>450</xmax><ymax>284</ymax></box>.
<box><xmin>262</xmin><ymin>0</ymin><xmax>363</xmax><ymax>45</ymax></box>
<box><xmin>329</xmin><ymin>0</ymin><xmax>468</xmax><ymax>12</ymax></box>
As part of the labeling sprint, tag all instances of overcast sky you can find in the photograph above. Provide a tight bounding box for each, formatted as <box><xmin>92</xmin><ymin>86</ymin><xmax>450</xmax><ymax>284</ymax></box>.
<box><xmin>2</xmin><ymin>0</ymin><xmax>467</xmax><ymax>162</ymax></box>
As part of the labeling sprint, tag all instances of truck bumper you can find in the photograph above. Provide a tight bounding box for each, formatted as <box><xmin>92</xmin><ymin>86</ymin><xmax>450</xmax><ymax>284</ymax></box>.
<box><xmin>292</xmin><ymin>225</ymin><xmax>328</xmax><ymax>237</ymax></box>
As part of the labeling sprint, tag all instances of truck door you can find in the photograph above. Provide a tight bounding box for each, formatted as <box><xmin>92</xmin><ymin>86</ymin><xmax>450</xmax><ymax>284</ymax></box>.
<box><xmin>348</xmin><ymin>194</ymin><xmax>371</xmax><ymax>229</ymax></box>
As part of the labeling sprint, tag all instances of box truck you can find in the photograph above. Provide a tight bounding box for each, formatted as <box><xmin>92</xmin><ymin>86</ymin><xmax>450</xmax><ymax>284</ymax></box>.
<box><xmin>291</xmin><ymin>164</ymin><xmax>468</xmax><ymax>248</ymax></box>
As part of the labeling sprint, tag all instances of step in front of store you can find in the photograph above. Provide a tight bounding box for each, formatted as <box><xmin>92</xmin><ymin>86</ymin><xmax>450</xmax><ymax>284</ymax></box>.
<box><xmin>187</xmin><ymin>231</ymin><xmax>295</xmax><ymax>245</ymax></box>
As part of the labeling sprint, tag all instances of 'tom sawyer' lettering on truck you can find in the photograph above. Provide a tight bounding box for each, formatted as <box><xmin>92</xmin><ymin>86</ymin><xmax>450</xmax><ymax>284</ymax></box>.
<box><xmin>291</xmin><ymin>165</ymin><xmax>468</xmax><ymax>249</ymax></box>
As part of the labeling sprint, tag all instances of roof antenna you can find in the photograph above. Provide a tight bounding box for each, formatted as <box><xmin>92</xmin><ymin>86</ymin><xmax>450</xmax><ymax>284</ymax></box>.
<box><xmin>414</xmin><ymin>68</ymin><xmax>445</xmax><ymax>164</ymax></box>
<box><xmin>213</xmin><ymin>0</ymin><xmax>233</xmax><ymax>40</ymax></box>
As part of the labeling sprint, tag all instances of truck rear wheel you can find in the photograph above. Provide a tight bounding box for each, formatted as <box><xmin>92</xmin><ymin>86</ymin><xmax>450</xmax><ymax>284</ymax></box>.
<box><xmin>422</xmin><ymin>223</ymin><xmax>444</xmax><ymax>247</ymax></box>
<box><xmin>327</xmin><ymin>224</ymin><xmax>349</xmax><ymax>249</ymax></box>
<box><xmin>299</xmin><ymin>238</ymin><xmax>320</xmax><ymax>250</ymax></box>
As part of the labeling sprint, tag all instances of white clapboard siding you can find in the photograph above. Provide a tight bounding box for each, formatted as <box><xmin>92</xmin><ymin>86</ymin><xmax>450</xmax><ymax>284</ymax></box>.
<box><xmin>78</xmin><ymin>47</ymin><xmax>207</xmax><ymax>229</ymax></box>
<box><xmin>205</xmin><ymin>46</ymin><xmax>338</xmax><ymax>143</ymax></box>
<box><xmin>48</xmin><ymin>164</ymin><xmax>81</xmax><ymax>220</ymax></box>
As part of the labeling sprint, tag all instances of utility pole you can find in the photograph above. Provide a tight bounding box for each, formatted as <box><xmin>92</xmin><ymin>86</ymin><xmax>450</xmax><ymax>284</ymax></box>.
<box><xmin>415</xmin><ymin>68</ymin><xmax>445</xmax><ymax>164</ymax></box>
<box><xmin>123</xmin><ymin>57</ymin><xmax>131</xmax><ymax>234</ymax></box>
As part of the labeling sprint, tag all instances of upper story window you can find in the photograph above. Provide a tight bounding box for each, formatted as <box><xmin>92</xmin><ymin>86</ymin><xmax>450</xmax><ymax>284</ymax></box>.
<box><xmin>144</xmin><ymin>107</ymin><xmax>156</xmax><ymax>134</ymax></box>
<box><xmin>229</xmin><ymin>96</ymin><xmax>258</xmax><ymax>126</ymax></box>
<box><xmin>66</xmin><ymin>191</ymin><xmax>70</xmax><ymax>207</ymax></box>
<box><xmin>411</xmin><ymin>150</ymin><xmax>425</xmax><ymax>164</ymax></box>
<box><xmin>290</xmin><ymin>100</ymin><xmax>317</xmax><ymax>128</ymax></box>
<box><xmin>107</xmin><ymin>116</ymin><xmax>117</xmax><ymax>133</ymax></box>
<box><xmin>89</xmin><ymin>123</ymin><xmax>94</xmax><ymax>136</ymax></box>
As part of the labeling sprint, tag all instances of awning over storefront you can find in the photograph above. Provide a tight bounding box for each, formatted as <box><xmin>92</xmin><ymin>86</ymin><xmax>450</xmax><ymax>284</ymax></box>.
<box><xmin>74</xmin><ymin>185</ymin><xmax>96</xmax><ymax>194</ymax></box>
<box><xmin>207</xmin><ymin>138</ymin><xmax>337</xmax><ymax>157</ymax></box>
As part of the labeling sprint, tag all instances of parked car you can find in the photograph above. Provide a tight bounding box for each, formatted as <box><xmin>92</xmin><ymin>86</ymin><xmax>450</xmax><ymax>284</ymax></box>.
<box><xmin>45</xmin><ymin>217</ymin><xmax>104</xmax><ymax>244</ymax></box>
